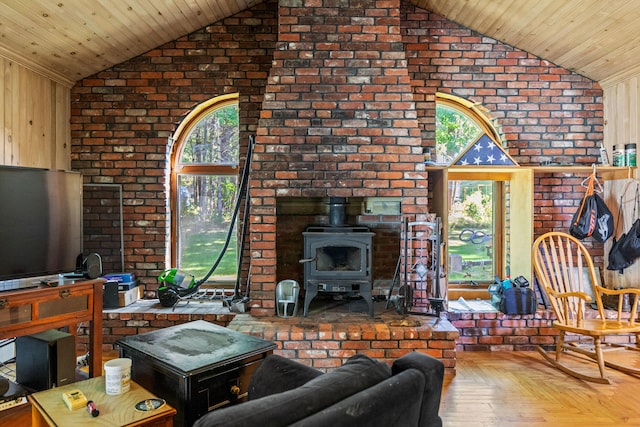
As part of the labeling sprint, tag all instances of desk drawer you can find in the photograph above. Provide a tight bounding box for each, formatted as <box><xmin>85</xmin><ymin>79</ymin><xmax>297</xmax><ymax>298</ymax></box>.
<box><xmin>39</xmin><ymin>292</ymin><xmax>88</xmax><ymax>318</ymax></box>
<box><xmin>0</xmin><ymin>284</ymin><xmax>92</xmax><ymax>329</ymax></box>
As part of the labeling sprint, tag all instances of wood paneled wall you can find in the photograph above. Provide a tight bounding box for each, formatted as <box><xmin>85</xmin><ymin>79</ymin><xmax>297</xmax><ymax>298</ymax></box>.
<box><xmin>603</xmin><ymin>78</ymin><xmax>640</xmax><ymax>288</ymax></box>
<box><xmin>0</xmin><ymin>56</ymin><xmax>71</xmax><ymax>169</ymax></box>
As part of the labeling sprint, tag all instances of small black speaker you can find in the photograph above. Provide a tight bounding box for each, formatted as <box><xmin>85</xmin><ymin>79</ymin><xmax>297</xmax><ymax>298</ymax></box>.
<box><xmin>83</xmin><ymin>253</ymin><xmax>102</xmax><ymax>279</ymax></box>
<box><xmin>103</xmin><ymin>281</ymin><xmax>120</xmax><ymax>309</ymax></box>
<box><xmin>16</xmin><ymin>329</ymin><xmax>76</xmax><ymax>391</ymax></box>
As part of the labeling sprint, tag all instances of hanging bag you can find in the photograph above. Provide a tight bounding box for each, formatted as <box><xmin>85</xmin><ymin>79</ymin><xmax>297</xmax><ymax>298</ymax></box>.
<box><xmin>617</xmin><ymin>185</ymin><xmax>640</xmax><ymax>260</ymax></box>
<box><xmin>608</xmin><ymin>184</ymin><xmax>640</xmax><ymax>271</ymax></box>
<box><xmin>608</xmin><ymin>233</ymin><xmax>633</xmax><ymax>271</ymax></box>
<box><xmin>569</xmin><ymin>174</ymin><xmax>598</xmax><ymax>240</ymax></box>
<box><xmin>592</xmin><ymin>192</ymin><xmax>614</xmax><ymax>242</ymax></box>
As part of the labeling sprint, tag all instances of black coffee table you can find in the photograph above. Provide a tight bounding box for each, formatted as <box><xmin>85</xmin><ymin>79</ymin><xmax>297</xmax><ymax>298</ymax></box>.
<box><xmin>116</xmin><ymin>320</ymin><xmax>276</xmax><ymax>427</ymax></box>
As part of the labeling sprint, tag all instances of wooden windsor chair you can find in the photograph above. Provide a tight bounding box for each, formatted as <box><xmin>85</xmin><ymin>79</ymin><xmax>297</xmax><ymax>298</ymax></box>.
<box><xmin>532</xmin><ymin>231</ymin><xmax>640</xmax><ymax>383</ymax></box>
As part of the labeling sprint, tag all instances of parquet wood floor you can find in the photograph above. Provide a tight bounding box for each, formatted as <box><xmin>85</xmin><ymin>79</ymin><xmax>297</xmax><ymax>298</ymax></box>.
<box><xmin>441</xmin><ymin>351</ymin><xmax>640</xmax><ymax>426</ymax></box>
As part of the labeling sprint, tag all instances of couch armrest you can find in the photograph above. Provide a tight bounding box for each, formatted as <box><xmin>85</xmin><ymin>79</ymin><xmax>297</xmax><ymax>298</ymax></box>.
<box><xmin>248</xmin><ymin>354</ymin><xmax>323</xmax><ymax>400</ymax></box>
<box><xmin>392</xmin><ymin>352</ymin><xmax>444</xmax><ymax>427</ymax></box>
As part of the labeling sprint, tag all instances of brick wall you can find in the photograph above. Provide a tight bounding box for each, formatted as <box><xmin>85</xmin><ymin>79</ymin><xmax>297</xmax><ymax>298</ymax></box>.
<box><xmin>399</xmin><ymin>4</ymin><xmax>605</xmax><ymax>260</ymax></box>
<box><xmin>83</xmin><ymin>185</ymin><xmax>124</xmax><ymax>272</ymax></box>
<box><xmin>401</xmin><ymin>4</ymin><xmax>604</xmax><ymax>154</ymax></box>
<box><xmin>71</xmin><ymin>1</ymin><xmax>279</xmax><ymax>293</ymax></box>
<box><xmin>70</xmin><ymin>0</ymin><xmax>604</xmax><ymax>308</ymax></box>
<box><xmin>250</xmin><ymin>0</ymin><xmax>427</xmax><ymax>316</ymax></box>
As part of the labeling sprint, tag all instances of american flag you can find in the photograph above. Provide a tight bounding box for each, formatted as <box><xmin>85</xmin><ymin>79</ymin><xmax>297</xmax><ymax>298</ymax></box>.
<box><xmin>453</xmin><ymin>134</ymin><xmax>517</xmax><ymax>166</ymax></box>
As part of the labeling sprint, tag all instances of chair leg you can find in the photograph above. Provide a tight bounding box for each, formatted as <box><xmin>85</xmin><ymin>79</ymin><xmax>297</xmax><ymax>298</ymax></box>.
<box><xmin>555</xmin><ymin>330</ymin><xmax>565</xmax><ymax>361</ymax></box>
<box><xmin>593</xmin><ymin>338</ymin><xmax>607</xmax><ymax>380</ymax></box>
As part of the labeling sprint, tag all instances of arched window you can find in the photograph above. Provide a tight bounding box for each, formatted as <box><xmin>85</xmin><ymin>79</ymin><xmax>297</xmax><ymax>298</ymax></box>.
<box><xmin>436</xmin><ymin>92</ymin><xmax>507</xmax><ymax>165</ymax></box>
<box><xmin>170</xmin><ymin>94</ymin><xmax>239</xmax><ymax>285</ymax></box>
<box><xmin>435</xmin><ymin>92</ymin><xmax>511</xmax><ymax>284</ymax></box>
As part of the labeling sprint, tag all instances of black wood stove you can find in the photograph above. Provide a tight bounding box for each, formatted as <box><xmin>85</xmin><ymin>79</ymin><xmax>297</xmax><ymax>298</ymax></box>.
<box><xmin>300</xmin><ymin>198</ymin><xmax>375</xmax><ymax>317</ymax></box>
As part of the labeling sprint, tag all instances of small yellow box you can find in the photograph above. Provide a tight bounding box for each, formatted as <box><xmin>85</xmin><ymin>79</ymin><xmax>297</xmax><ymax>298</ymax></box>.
<box><xmin>62</xmin><ymin>389</ymin><xmax>87</xmax><ymax>411</ymax></box>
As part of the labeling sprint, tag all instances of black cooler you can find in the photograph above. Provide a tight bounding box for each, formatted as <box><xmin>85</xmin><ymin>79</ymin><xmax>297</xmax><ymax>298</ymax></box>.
<box><xmin>116</xmin><ymin>320</ymin><xmax>276</xmax><ymax>427</ymax></box>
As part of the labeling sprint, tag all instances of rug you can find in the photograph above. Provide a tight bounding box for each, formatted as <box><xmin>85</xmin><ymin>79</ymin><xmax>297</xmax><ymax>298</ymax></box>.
<box><xmin>448</xmin><ymin>297</ymin><xmax>498</xmax><ymax>312</ymax></box>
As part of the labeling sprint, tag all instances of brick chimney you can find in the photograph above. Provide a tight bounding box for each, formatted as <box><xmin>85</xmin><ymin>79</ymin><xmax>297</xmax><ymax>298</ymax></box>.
<box><xmin>249</xmin><ymin>0</ymin><xmax>428</xmax><ymax>316</ymax></box>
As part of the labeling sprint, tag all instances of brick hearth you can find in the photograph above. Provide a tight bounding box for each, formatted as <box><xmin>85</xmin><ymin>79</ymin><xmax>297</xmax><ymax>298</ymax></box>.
<box><xmin>91</xmin><ymin>300</ymin><xmax>638</xmax><ymax>375</ymax></box>
<box><xmin>98</xmin><ymin>300</ymin><xmax>458</xmax><ymax>372</ymax></box>
<box><xmin>97</xmin><ymin>298</ymin><xmax>635</xmax><ymax>376</ymax></box>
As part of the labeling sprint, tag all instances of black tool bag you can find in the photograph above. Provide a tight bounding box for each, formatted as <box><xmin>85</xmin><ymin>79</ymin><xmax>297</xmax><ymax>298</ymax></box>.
<box><xmin>569</xmin><ymin>174</ymin><xmax>598</xmax><ymax>240</ymax></box>
<box><xmin>499</xmin><ymin>276</ymin><xmax>537</xmax><ymax>315</ymax></box>
<box><xmin>608</xmin><ymin>184</ymin><xmax>640</xmax><ymax>272</ymax></box>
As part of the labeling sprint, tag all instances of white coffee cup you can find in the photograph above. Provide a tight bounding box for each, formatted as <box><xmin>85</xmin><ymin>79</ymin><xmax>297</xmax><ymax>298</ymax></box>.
<box><xmin>104</xmin><ymin>358</ymin><xmax>132</xmax><ymax>395</ymax></box>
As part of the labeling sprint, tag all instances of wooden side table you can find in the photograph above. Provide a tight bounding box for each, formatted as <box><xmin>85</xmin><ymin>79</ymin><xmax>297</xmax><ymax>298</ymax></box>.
<box><xmin>28</xmin><ymin>376</ymin><xmax>176</xmax><ymax>427</ymax></box>
<box><xmin>116</xmin><ymin>320</ymin><xmax>277</xmax><ymax>427</ymax></box>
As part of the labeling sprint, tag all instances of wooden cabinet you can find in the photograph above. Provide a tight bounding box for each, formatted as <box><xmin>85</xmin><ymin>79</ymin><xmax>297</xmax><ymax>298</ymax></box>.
<box><xmin>0</xmin><ymin>279</ymin><xmax>104</xmax><ymax>377</ymax></box>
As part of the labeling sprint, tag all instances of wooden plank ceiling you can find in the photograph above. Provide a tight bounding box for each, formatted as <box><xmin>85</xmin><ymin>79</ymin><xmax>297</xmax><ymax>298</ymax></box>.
<box><xmin>0</xmin><ymin>0</ymin><xmax>638</xmax><ymax>87</ymax></box>
<box><xmin>416</xmin><ymin>0</ymin><xmax>640</xmax><ymax>87</ymax></box>
<box><xmin>0</xmin><ymin>0</ymin><xmax>255</xmax><ymax>85</ymax></box>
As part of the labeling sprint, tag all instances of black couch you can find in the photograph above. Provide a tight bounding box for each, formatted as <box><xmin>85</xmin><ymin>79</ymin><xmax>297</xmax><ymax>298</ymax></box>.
<box><xmin>193</xmin><ymin>352</ymin><xmax>445</xmax><ymax>427</ymax></box>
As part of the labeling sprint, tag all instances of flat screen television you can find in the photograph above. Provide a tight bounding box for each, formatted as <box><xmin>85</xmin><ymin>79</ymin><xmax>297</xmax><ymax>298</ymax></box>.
<box><xmin>0</xmin><ymin>166</ymin><xmax>83</xmax><ymax>281</ymax></box>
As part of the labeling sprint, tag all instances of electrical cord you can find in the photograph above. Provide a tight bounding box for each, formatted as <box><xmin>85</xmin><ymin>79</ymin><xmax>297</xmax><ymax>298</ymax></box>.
<box><xmin>195</xmin><ymin>134</ymin><xmax>255</xmax><ymax>287</ymax></box>
<box><xmin>158</xmin><ymin>135</ymin><xmax>256</xmax><ymax>308</ymax></box>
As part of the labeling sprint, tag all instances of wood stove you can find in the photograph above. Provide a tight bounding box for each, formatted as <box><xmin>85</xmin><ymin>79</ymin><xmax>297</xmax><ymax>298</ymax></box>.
<box><xmin>300</xmin><ymin>198</ymin><xmax>375</xmax><ymax>317</ymax></box>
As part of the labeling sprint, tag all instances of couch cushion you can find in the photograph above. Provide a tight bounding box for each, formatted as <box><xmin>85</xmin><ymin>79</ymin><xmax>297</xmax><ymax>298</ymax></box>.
<box><xmin>249</xmin><ymin>354</ymin><xmax>324</xmax><ymax>399</ymax></box>
<box><xmin>193</xmin><ymin>354</ymin><xmax>391</xmax><ymax>427</ymax></box>
<box><xmin>289</xmin><ymin>369</ymin><xmax>425</xmax><ymax>427</ymax></box>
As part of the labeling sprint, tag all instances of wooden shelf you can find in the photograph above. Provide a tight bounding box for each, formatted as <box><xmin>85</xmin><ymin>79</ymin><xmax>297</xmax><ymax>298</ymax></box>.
<box><xmin>530</xmin><ymin>166</ymin><xmax>635</xmax><ymax>180</ymax></box>
<box><xmin>426</xmin><ymin>165</ymin><xmax>636</xmax><ymax>180</ymax></box>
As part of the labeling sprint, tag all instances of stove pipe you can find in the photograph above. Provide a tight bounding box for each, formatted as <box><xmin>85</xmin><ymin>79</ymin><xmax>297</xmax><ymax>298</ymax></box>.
<box><xmin>328</xmin><ymin>197</ymin><xmax>347</xmax><ymax>226</ymax></box>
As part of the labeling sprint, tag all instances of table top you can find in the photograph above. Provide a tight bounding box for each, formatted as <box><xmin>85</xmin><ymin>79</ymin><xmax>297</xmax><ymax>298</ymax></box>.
<box><xmin>116</xmin><ymin>320</ymin><xmax>277</xmax><ymax>375</ymax></box>
<box><xmin>28</xmin><ymin>376</ymin><xmax>176</xmax><ymax>427</ymax></box>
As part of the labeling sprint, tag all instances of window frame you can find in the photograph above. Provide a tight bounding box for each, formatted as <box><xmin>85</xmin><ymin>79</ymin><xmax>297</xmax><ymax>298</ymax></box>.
<box><xmin>437</xmin><ymin>92</ymin><xmax>502</xmax><ymax>145</ymax></box>
<box><xmin>168</xmin><ymin>93</ymin><xmax>240</xmax><ymax>279</ymax></box>
<box><xmin>435</xmin><ymin>92</ymin><xmax>507</xmax><ymax>284</ymax></box>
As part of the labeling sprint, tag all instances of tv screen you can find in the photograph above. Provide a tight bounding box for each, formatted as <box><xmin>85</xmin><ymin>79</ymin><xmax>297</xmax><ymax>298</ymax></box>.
<box><xmin>0</xmin><ymin>166</ymin><xmax>83</xmax><ymax>281</ymax></box>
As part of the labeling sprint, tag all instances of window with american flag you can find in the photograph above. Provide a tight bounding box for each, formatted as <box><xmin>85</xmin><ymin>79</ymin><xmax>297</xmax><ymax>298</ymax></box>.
<box><xmin>435</xmin><ymin>93</ymin><xmax>509</xmax><ymax>285</ymax></box>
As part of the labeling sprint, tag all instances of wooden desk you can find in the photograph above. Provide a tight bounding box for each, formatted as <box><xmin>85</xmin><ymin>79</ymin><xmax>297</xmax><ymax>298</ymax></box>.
<box><xmin>0</xmin><ymin>278</ymin><xmax>104</xmax><ymax>377</ymax></box>
<box><xmin>29</xmin><ymin>377</ymin><xmax>176</xmax><ymax>427</ymax></box>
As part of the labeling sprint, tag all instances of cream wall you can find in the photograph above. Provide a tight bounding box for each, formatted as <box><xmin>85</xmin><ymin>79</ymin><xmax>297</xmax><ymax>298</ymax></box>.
<box><xmin>0</xmin><ymin>56</ymin><xmax>71</xmax><ymax>169</ymax></box>
<box><xmin>603</xmin><ymin>78</ymin><xmax>640</xmax><ymax>288</ymax></box>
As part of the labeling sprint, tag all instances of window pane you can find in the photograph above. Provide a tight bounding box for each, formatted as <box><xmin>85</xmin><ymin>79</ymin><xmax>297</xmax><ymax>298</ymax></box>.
<box><xmin>435</xmin><ymin>104</ymin><xmax>482</xmax><ymax>164</ymax></box>
<box><xmin>177</xmin><ymin>174</ymin><xmax>238</xmax><ymax>281</ymax></box>
<box><xmin>180</xmin><ymin>104</ymin><xmax>239</xmax><ymax>166</ymax></box>
<box><xmin>447</xmin><ymin>180</ymin><xmax>494</xmax><ymax>283</ymax></box>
